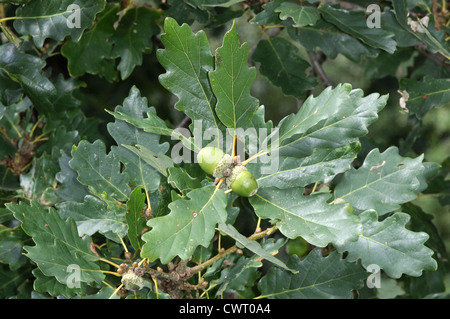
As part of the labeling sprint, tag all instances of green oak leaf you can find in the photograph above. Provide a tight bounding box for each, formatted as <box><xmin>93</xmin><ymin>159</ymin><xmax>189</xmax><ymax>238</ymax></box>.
<box><xmin>109</xmin><ymin>6</ymin><xmax>161</xmax><ymax>80</ymax></box>
<box><xmin>392</xmin><ymin>0</ymin><xmax>450</xmax><ymax>59</ymax></box>
<box><xmin>57</xmin><ymin>195</ymin><xmax>128</xmax><ymax>242</ymax></box>
<box><xmin>32</xmin><ymin>268</ymin><xmax>85</xmax><ymax>298</ymax></box>
<box><xmin>61</xmin><ymin>3</ymin><xmax>119</xmax><ymax>81</ymax></box>
<box><xmin>334</xmin><ymin>146</ymin><xmax>426</xmax><ymax>215</ymax></box>
<box><xmin>250</xmin><ymin>0</ymin><xmax>283</xmax><ymax>25</ymax></box>
<box><xmin>253</xmin><ymin>142</ymin><xmax>360</xmax><ymax>189</ymax></box>
<box><xmin>69</xmin><ymin>140</ymin><xmax>131</xmax><ymax>202</ymax></box>
<box><xmin>399</xmin><ymin>76</ymin><xmax>450</xmax><ymax>119</ymax></box>
<box><xmin>167</xmin><ymin>167</ymin><xmax>202</xmax><ymax>196</ymax></box>
<box><xmin>126</xmin><ymin>186</ymin><xmax>147</xmax><ymax>251</ymax></box>
<box><xmin>13</xmin><ymin>0</ymin><xmax>106</xmax><ymax>48</ymax></box>
<box><xmin>157</xmin><ymin>17</ymin><xmax>222</xmax><ymax>142</ymax></box>
<box><xmin>274</xmin><ymin>84</ymin><xmax>351</xmax><ymax>149</ymax></box>
<box><xmin>209</xmin><ymin>21</ymin><xmax>259</xmax><ymax>130</ymax></box>
<box><xmin>272</xmin><ymin>85</ymin><xmax>387</xmax><ymax>159</ymax></box>
<box><xmin>275</xmin><ymin>2</ymin><xmax>320</xmax><ymax>27</ymax></box>
<box><xmin>122</xmin><ymin>144</ymin><xmax>174</xmax><ymax>178</ymax></box>
<box><xmin>107</xmin><ymin>86</ymin><xmax>170</xmax><ymax>194</ymax></box>
<box><xmin>106</xmin><ymin>107</ymin><xmax>197</xmax><ymax>152</ymax></box>
<box><xmin>287</xmin><ymin>18</ymin><xmax>379</xmax><ymax>62</ymax></box>
<box><xmin>55</xmin><ymin>151</ymin><xmax>90</xmax><ymax>203</ymax></box>
<box><xmin>141</xmin><ymin>186</ymin><xmax>227</xmax><ymax>263</ymax></box>
<box><xmin>211</xmin><ymin>254</ymin><xmax>261</xmax><ymax>297</ymax></box>
<box><xmin>0</xmin><ymin>43</ymin><xmax>56</xmax><ymax>114</ymax></box>
<box><xmin>6</xmin><ymin>201</ymin><xmax>105</xmax><ymax>286</ymax></box>
<box><xmin>335</xmin><ymin>210</ymin><xmax>437</xmax><ymax>278</ymax></box>
<box><xmin>252</xmin><ymin>37</ymin><xmax>317</xmax><ymax>99</ymax></box>
<box><xmin>249</xmin><ymin>188</ymin><xmax>361</xmax><ymax>247</ymax></box>
<box><xmin>257</xmin><ymin>249</ymin><xmax>367</xmax><ymax>299</ymax></box>
<box><xmin>0</xmin><ymin>225</ymin><xmax>28</xmax><ymax>270</ymax></box>
<box><xmin>19</xmin><ymin>150</ymin><xmax>60</xmax><ymax>205</ymax></box>
<box><xmin>318</xmin><ymin>4</ymin><xmax>397</xmax><ymax>54</ymax></box>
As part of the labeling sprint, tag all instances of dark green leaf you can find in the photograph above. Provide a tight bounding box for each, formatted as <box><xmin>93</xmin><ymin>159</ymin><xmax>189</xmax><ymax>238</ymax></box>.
<box><xmin>157</xmin><ymin>17</ymin><xmax>222</xmax><ymax>139</ymax></box>
<box><xmin>399</xmin><ymin>76</ymin><xmax>450</xmax><ymax>119</ymax></box>
<box><xmin>126</xmin><ymin>186</ymin><xmax>147</xmax><ymax>252</ymax></box>
<box><xmin>252</xmin><ymin>37</ymin><xmax>316</xmax><ymax>99</ymax></box>
<box><xmin>0</xmin><ymin>43</ymin><xmax>56</xmax><ymax>114</ymax></box>
<box><xmin>319</xmin><ymin>4</ymin><xmax>397</xmax><ymax>53</ymax></box>
<box><xmin>13</xmin><ymin>0</ymin><xmax>106</xmax><ymax>48</ymax></box>
<box><xmin>275</xmin><ymin>2</ymin><xmax>319</xmax><ymax>27</ymax></box>
<box><xmin>7</xmin><ymin>201</ymin><xmax>105</xmax><ymax>286</ymax></box>
<box><xmin>57</xmin><ymin>195</ymin><xmax>128</xmax><ymax>242</ymax></box>
<box><xmin>257</xmin><ymin>249</ymin><xmax>367</xmax><ymax>299</ymax></box>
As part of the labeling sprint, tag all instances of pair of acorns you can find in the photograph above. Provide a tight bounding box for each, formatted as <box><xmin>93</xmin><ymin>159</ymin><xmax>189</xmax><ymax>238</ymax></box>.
<box><xmin>197</xmin><ymin>147</ymin><xmax>258</xmax><ymax>197</ymax></box>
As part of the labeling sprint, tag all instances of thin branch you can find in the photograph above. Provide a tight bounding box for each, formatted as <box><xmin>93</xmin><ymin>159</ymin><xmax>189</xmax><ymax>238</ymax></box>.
<box><xmin>307</xmin><ymin>51</ymin><xmax>333</xmax><ymax>88</ymax></box>
<box><xmin>414</xmin><ymin>42</ymin><xmax>450</xmax><ymax>68</ymax></box>
<box><xmin>187</xmin><ymin>225</ymin><xmax>278</xmax><ymax>276</ymax></box>
<box><xmin>176</xmin><ymin>115</ymin><xmax>191</xmax><ymax>129</ymax></box>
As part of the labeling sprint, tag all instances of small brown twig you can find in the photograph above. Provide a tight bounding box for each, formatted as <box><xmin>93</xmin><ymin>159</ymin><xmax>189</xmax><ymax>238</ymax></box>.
<box><xmin>307</xmin><ymin>51</ymin><xmax>333</xmax><ymax>88</ymax></box>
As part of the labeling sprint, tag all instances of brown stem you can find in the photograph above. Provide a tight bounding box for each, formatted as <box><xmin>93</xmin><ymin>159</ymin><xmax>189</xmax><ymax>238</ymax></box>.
<box><xmin>307</xmin><ymin>51</ymin><xmax>333</xmax><ymax>88</ymax></box>
<box><xmin>187</xmin><ymin>225</ymin><xmax>278</xmax><ymax>276</ymax></box>
<box><xmin>414</xmin><ymin>42</ymin><xmax>450</xmax><ymax>67</ymax></box>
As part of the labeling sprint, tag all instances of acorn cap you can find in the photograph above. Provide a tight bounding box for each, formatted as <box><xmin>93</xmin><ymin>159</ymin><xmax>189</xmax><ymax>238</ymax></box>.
<box><xmin>225</xmin><ymin>164</ymin><xmax>247</xmax><ymax>187</ymax></box>
<box><xmin>213</xmin><ymin>154</ymin><xmax>233</xmax><ymax>178</ymax></box>
<box><xmin>121</xmin><ymin>269</ymin><xmax>145</xmax><ymax>291</ymax></box>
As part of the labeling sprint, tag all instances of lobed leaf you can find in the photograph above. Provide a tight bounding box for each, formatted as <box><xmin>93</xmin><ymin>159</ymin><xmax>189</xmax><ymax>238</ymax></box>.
<box><xmin>335</xmin><ymin>210</ymin><xmax>437</xmax><ymax>278</ymax></box>
<box><xmin>13</xmin><ymin>0</ymin><xmax>106</xmax><ymax>48</ymax></box>
<box><xmin>252</xmin><ymin>37</ymin><xmax>316</xmax><ymax>99</ymax></box>
<box><xmin>57</xmin><ymin>195</ymin><xmax>128</xmax><ymax>242</ymax></box>
<box><xmin>253</xmin><ymin>142</ymin><xmax>360</xmax><ymax>189</ymax></box>
<box><xmin>141</xmin><ymin>186</ymin><xmax>227</xmax><ymax>263</ymax></box>
<box><xmin>209</xmin><ymin>21</ymin><xmax>259</xmax><ymax>130</ymax></box>
<box><xmin>249</xmin><ymin>187</ymin><xmax>361</xmax><ymax>247</ymax></box>
<box><xmin>334</xmin><ymin>146</ymin><xmax>426</xmax><ymax>215</ymax></box>
<box><xmin>6</xmin><ymin>201</ymin><xmax>104</xmax><ymax>286</ymax></box>
<box><xmin>399</xmin><ymin>76</ymin><xmax>450</xmax><ymax>119</ymax></box>
<box><xmin>318</xmin><ymin>4</ymin><xmax>397</xmax><ymax>53</ymax></box>
<box><xmin>0</xmin><ymin>43</ymin><xmax>56</xmax><ymax>114</ymax></box>
<box><xmin>275</xmin><ymin>2</ymin><xmax>319</xmax><ymax>27</ymax></box>
<box><xmin>126</xmin><ymin>186</ymin><xmax>147</xmax><ymax>251</ymax></box>
<box><xmin>69</xmin><ymin>140</ymin><xmax>131</xmax><ymax>202</ymax></box>
<box><xmin>257</xmin><ymin>249</ymin><xmax>367</xmax><ymax>299</ymax></box>
<box><xmin>107</xmin><ymin>86</ymin><xmax>170</xmax><ymax>194</ymax></box>
<box><xmin>287</xmin><ymin>18</ymin><xmax>379</xmax><ymax>62</ymax></box>
<box><xmin>157</xmin><ymin>17</ymin><xmax>222</xmax><ymax>140</ymax></box>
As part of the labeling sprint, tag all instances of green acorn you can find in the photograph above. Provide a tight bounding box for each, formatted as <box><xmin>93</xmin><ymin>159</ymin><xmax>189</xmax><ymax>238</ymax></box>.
<box><xmin>228</xmin><ymin>165</ymin><xmax>258</xmax><ymax>197</ymax></box>
<box><xmin>197</xmin><ymin>147</ymin><xmax>225</xmax><ymax>175</ymax></box>
<box><xmin>286</xmin><ymin>236</ymin><xmax>309</xmax><ymax>257</ymax></box>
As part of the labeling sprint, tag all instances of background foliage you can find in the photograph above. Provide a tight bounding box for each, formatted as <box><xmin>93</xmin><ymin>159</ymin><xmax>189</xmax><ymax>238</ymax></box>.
<box><xmin>0</xmin><ymin>0</ymin><xmax>449</xmax><ymax>299</ymax></box>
